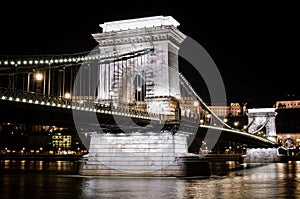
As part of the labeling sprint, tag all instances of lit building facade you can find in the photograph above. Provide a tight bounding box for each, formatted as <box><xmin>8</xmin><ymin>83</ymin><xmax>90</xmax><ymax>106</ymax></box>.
<box><xmin>52</xmin><ymin>134</ymin><xmax>72</xmax><ymax>150</ymax></box>
<box><xmin>275</xmin><ymin>100</ymin><xmax>300</xmax><ymax>150</ymax></box>
<box><xmin>208</xmin><ymin>103</ymin><xmax>243</xmax><ymax>117</ymax></box>
<box><xmin>275</xmin><ymin>100</ymin><xmax>300</xmax><ymax>109</ymax></box>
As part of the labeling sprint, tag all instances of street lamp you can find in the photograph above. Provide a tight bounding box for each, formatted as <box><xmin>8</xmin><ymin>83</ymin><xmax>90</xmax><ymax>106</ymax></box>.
<box><xmin>206</xmin><ymin>113</ymin><xmax>211</xmax><ymax>124</ymax></box>
<box><xmin>35</xmin><ymin>73</ymin><xmax>43</xmax><ymax>81</ymax></box>
<box><xmin>136</xmin><ymin>87</ymin><xmax>142</xmax><ymax>112</ymax></box>
<box><xmin>64</xmin><ymin>92</ymin><xmax>71</xmax><ymax>99</ymax></box>
<box><xmin>200</xmin><ymin>119</ymin><xmax>204</xmax><ymax>124</ymax></box>
<box><xmin>34</xmin><ymin>72</ymin><xmax>43</xmax><ymax>94</ymax></box>
<box><xmin>234</xmin><ymin>121</ymin><xmax>239</xmax><ymax>128</ymax></box>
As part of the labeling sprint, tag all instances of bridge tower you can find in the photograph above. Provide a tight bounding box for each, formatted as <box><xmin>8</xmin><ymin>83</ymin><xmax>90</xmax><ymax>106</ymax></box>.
<box><xmin>246</xmin><ymin>108</ymin><xmax>278</xmax><ymax>142</ymax></box>
<box><xmin>244</xmin><ymin>108</ymin><xmax>281</xmax><ymax>163</ymax></box>
<box><xmin>78</xmin><ymin>16</ymin><xmax>213</xmax><ymax>177</ymax></box>
<box><xmin>93</xmin><ymin>16</ymin><xmax>185</xmax><ymax>119</ymax></box>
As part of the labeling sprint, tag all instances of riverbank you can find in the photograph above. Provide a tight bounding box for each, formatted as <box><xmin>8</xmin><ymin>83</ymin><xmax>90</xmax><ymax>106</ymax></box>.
<box><xmin>0</xmin><ymin>154</ymin><xmax>84</xmax><ymax>161</ymax></box>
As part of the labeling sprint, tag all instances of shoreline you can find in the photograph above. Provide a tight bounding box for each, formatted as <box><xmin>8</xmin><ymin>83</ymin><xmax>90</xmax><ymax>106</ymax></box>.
<box><xmin>0</xmin><ymin>154</ymin><xmax>84</xmax><ymax>161</ymax></box>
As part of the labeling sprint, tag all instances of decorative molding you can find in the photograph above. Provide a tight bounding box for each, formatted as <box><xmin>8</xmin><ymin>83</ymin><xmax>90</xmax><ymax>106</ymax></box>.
<box><xmin>92</xmin><ymin>26</ymin><xmax>186</xmax><ymax>47</ymax></box>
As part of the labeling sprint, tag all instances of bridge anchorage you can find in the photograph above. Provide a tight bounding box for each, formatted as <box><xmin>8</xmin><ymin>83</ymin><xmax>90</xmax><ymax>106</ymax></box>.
<box><xmin>0</xmin><ymin>16</ymin><xmax>283</xmax><ymax>177</ymax></box>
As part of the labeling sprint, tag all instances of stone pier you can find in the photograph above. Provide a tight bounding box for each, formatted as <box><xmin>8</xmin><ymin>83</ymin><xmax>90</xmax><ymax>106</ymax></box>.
<box><xmin>244</xmin><ymin>148</ymin><xmax>282</xmax><ymax>163</ymax></box>
<box><xmin>79</xmin><ymin>132</ymin><xmax>209</xmax><ymax>177</ymax></box>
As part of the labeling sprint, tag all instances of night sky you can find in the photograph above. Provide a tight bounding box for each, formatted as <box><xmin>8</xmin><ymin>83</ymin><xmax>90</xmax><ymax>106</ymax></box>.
<box><xmin>0</xmin><ymin>2</ymin><xmax>298</xmax><ymax>108</ymax></box>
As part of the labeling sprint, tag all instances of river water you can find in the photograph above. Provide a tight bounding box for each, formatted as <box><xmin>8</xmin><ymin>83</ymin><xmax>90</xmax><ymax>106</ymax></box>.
<box><xmin>0</xmin><ymin>160</ymin><xmax>300</xmax><ymax>198</ymax></box>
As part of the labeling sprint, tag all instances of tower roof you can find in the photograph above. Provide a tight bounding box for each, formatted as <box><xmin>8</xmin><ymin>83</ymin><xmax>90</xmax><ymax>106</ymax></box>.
<box><xmin>100</xmin><ymin>16</ymin><xmax>180</xmax><ymax>32</ymax></box>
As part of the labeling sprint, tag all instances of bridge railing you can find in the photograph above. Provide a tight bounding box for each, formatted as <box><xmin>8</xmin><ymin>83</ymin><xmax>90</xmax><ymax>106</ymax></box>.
<box><xmin>0</xmin><ymin>87</ymin><xmax>71</xmax><ymax>106</ymax></box>
<box><xmin>0</xmin><ymin>87</ymin><xmax>162</xmax><ymax>120</ymax></box>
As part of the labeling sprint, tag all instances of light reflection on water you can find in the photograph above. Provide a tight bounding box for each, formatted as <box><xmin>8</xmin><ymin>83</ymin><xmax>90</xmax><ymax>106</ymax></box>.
<box><xmin>1</xmin><ymin>160</ymin><xmax>300</xmax><ymax>198</ymax></box>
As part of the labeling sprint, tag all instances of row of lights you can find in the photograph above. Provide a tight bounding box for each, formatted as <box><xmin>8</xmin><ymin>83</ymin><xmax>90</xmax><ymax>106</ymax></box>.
<box><xmin>0</xmin><ymin>56</ymin><xmax>97</xmax><ymax>66</ymax></box>
<box><xmin>0</xmin><ymin>47</ymin><xmax>154</xmax><ymax>67</ymax></box>
<box><xmin>0</xmin><ymin>93</ymin><xmax>156</xmax><ymax>120</ymax></box>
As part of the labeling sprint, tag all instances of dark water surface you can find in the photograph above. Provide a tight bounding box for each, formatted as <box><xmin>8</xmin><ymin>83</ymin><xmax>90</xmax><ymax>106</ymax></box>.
<box><xmin>1</xmin><ymin>160</ymin><xmax>300</xmax><ymax>199</ymax></box>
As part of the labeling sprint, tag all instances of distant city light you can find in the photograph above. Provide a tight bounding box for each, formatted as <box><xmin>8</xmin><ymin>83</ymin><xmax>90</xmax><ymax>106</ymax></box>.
<box><xmin>234</xmin><ymin>121</ymin><xmax>239</xmax><ymax>127</ymax></box>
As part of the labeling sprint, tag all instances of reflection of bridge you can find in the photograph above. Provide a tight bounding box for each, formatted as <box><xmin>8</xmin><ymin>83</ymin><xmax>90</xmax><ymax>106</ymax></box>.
<box><xmin>0</xmin><ymin>16</ymin><xmax>279</xmax><ymax>176</ymax></box>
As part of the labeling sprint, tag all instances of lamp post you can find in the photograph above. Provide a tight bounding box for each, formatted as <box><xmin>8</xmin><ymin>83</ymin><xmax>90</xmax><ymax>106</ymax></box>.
<box><xmin>206</xmin><ymin>113</ymin><xmax>211</xmax><ymax>125</ymax></box>
<box><xmin>34</xmin><ymin>72</ymin><xmax>43</xmax><ymax>94</ymax></box>
<box><xmin>136</xmin><ymin>86</ymin><xmax>142</xmax><ymax>112</ymax></box>
<box><xmin>109</xmin><ymin>90</ymin><xmax>114</xmax><ymax>111</ymax></box>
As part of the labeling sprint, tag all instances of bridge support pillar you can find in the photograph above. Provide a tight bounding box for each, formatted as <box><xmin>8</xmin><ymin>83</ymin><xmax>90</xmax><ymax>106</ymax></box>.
<box><xmin>247</xmin><ymin>108</ymin><xmax>278</xmax><ymax>142</ymax></box>
<box><xmin>79</xmin><ymin>132</ymin><xmax>204</xmax><ymax>177</ymax></box>
<box><xmin>244</xmin><ymin>148</ymin><xmax>281</xmax><ymax>163</ymax></box>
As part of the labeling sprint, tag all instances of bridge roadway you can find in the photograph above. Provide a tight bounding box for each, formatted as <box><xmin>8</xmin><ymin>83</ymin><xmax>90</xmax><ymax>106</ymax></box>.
<box><xmin>0</xmin><ymin>97</ymin><xmax>277</xmax><ymax>148</ymax></box>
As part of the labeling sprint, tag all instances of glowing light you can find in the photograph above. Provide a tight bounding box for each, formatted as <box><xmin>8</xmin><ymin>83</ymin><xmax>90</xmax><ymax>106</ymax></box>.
<box><xmin>193</xmin><ymin>101</ymin><xmax>199</xmax><ymax>107</ymax></box>
<box><xmin>64</xmin><ymin>93</ymin><xmax>71</xmax><ymax>99</ymax></box>
<box><xmin>234</xmin><ymin>121</ymin><xmax>239</xmax><ymax>127</ymax></box>
<box><xmin>35</xmin><ymin>73</ymin><xmax>43</xmax><ymax>81</ymax></box>
<box><xmin>109</xmin><ymin>90</ymin><xmax>114</xmax><ymax>96</ymax></box>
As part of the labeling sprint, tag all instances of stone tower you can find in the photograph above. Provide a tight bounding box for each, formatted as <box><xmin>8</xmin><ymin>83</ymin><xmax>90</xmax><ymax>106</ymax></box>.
<box><xmin>247</xmin><ymin>108</ymin><xmax>278</xmax><ymax>142</ymax></box>
<box><xmin>92</xmin><ymin>16</ymin><xmax>186</xmax><ymax>119</ymax></box>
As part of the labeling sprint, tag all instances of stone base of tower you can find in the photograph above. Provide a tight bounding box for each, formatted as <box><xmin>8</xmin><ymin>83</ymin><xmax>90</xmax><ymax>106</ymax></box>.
<box><xmin>146</xmin><ymin>97</ymin><xmax>178</xmax><ymax>121</ymax></box>
<box><xmin>244</xmin><ymin>148</ymin><xmax>282</xmax><ymax>163</ymax></box>
<box><xmin>79</xmin><ymin>133</ymin><xmax>210</xmax><ymax>177</ymax></box>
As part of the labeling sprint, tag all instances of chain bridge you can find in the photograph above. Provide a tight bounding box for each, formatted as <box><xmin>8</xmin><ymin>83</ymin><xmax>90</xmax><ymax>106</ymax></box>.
<box><xmin>0</xmin><ymin>16</ymin><xmax>280</xmax><ymax>176</ymax></box>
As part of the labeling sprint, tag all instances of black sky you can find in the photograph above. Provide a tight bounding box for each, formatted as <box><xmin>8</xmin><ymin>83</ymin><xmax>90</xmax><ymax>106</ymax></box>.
<box><xmin>0</xmin><ymin>2</ymin><xmax>298</xmax><ymax>108</ymax></box>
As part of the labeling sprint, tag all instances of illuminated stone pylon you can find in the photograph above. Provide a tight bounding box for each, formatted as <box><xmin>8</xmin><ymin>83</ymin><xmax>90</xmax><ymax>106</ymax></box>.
<box><xmin>93</xmin><ymin>16</ymin><xmax>186</xmax><ymax>119</ymax></box>
<box><xmin>79</xmin><ymin>16</ymin><xmax>209</xmax><ymax>177</ymax></box>
<box><xmin>247</xmin><ymin>108</ymin><xmax>278</xmax><ymax>142</ymax></box>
